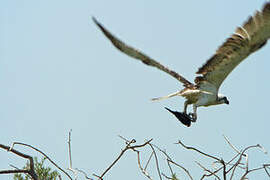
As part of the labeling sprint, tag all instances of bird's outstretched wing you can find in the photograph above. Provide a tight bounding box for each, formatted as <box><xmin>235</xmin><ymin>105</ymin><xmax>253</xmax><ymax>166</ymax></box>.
<box><xmin>195</xmin><ymin>2</ymin><xmax>270</xmax><ymax>90</ymax></box>
<box><xmin>92</xmin><ymin>17</ymin><xmax>194</xmax><ymax>88</ymax></box>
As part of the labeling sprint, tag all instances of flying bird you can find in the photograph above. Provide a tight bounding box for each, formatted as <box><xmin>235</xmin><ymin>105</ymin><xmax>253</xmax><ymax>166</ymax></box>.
<box><xmin>93</xmin><ymin>2</ymin><xmax>270</xmax><ymax>127</ymax></box>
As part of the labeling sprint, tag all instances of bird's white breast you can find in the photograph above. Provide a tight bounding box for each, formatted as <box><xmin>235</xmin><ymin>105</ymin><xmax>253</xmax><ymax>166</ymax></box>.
<box><xmin>195</xmin><ymin>92</ymin><xmax>217</xmax><ymax>107</ymax></box>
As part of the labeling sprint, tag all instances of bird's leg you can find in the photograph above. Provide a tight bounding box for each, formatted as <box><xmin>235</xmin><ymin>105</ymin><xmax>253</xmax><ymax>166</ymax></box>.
<box><xmin>188</xmin><ymin>105</ymin><xmax>197</xmax><ymax>122</ymax></box>
<box><xmin>183</xmin><ymin>101</ymin><xmax>189</xmax><ymax>114</ymax></box>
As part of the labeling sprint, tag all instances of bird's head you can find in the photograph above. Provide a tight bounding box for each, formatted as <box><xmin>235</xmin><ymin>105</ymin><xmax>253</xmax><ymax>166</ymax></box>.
<box><xmin>217</xmin><ymin>94</ymin><xmax>229</xmax><ymax>105</ymax></box>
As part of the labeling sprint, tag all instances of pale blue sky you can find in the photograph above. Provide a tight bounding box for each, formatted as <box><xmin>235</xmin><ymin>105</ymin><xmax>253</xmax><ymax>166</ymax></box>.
<box><xmin>1</xmin><ymin>0</ymin><xmax>270</xmax><ymax>179</ymax></box>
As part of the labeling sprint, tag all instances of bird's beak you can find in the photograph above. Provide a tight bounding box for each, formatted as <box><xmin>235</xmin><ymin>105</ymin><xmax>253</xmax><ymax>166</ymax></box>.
<box><xmin>225</xmin><ymin>100</ymin><xmax>229</xmax><ymax>105</ymax></box>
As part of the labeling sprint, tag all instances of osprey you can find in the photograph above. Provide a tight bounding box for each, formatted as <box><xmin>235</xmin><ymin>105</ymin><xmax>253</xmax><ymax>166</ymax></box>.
<box><xmin>93</xmin><ymin>2</ymin><xmax>270</xmax><ymax>127</ymax></box>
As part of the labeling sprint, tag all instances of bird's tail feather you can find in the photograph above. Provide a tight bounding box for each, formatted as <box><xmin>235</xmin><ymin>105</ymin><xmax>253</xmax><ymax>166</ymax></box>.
<box><xmin>151</xmin><ymin>91</ymin><xmax>181</xmax><ymax>101</ymax></box>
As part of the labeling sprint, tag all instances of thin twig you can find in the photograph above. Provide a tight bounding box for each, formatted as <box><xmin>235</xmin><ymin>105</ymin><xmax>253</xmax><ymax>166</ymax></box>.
<box><xmin>58</xmin><ymin>174</ymin><xmax>63</xmax><ymax>180</ymax></box>
<box><xmin>117</xmin><ymin>136</ymin><xmax>156</xmax><ymax>179</ymax></box>
<box><xmin>93</xmin><ymin>173</ymin><xmax>103</xmax><ymax>180</ymax></box>
<box><xmin>168</xmin><ymin>159</ymin><xmax>193</xmax><ymax>180</ymax></box>
<box><xmin>9</xmin><ymin>164</ymin><xmax>32</xmax><ymax>179</ymax></box>
<box><xmin>263</xmin><ymin>164</ymin><xmax>270</xmax><ymax>177</ymax></box>
<box><xmin>195</xmin><ymin>161</ymin><xmax>220</xmax><ymax>180</ymax></box>
<box><xmin>75</xmin><ymin>168</ymin><xmax>93</xmax><ymax>180</ymax></box>
<box><xmin>228</xmin><ymin>144</ymin><xmax>261</xmax><ymax>173</ymax></box>
<box><xmin>223</xmin><ymin>135</ymin><xmax>242</xmax><ymax>155</ymax></box>
<box><xmin>99</xmin><ymin>139</ymin><xmax>135</xmax><ymax>178</ymax></box>
<box><xmin>68</xmin><ymin>129</ymin><xmax>73</xmax><ymax>169</ymax></box>
<box><xmin>240</xmin><ymin>147</ymin><xmax>269</xmax><ymax>180</ymax></box>
<box><xmin>153</xmin><ymin>143</ymin><xmax>193</xmax><ymax>180</ymax></box>
<box><xmin>166</xmin><ymin>159</ymin><xmax>174</xmax><ymax>176</ymax></box>
<box><xmin>245</xmin><ymin>154</ymin><xmax>249</xmax><ymax>173</ymax></box>
<box><xmin>121</xmin><ymin>137</ymin><xmax>154</xmax><ymax>180</ymax></box>
<box><xmin>177</xmin><ymin>140</ymin><xmax>220</xmax><ymax>162</ymax></box>
<box><xmin>203</xmin><ymin>152</ymin><xmax>240</xmax><ymax>179</ymax></box>
<box><xmin>148</xmin><ymin>143</ymin><xmax>162</xmax><ymax>180</ymax></box>
<box><xmin>144</xmin><ymin>151</ymin><xmax>154</xmax><ymax>171</ymax></box>
<box><xmin>161</xmin><ymin>173</ymin><xmax>173</xmax><ymax>180</ymax></box>
<box><xmin>228</xmin><ymin>144</ymin><xmax>262</xmax><ymax>180</ymax></box>
<box><xmin>241</xmin><ymin>166</ymin><xmax>265</xmax><ymax>179</ymax></box>
<box><xmin>136</xmin><ymin>149</ymin><xmax>153</xmax><ymax>180</ymax></box>
<box><xmin>97</xmin><ymin>138</ymin><xmax>152</xmax><ymax>179</ymax></box>
<box><xmin>66</xmin><ymin>129</ymin><xmax>79</xmax><ymax>180</ymax></box>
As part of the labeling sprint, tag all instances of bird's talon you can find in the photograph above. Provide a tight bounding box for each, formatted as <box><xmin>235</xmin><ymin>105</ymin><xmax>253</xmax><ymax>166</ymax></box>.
<box><xmin>188</xmin><ymin>113</ymin><xmax>197</xmax><ymax>122</ymax></box>
<box><xmin>191</xmin><ymin>118</ymin><xmax>196</xmax><ymax>122</ymax></box>
<box><xmin>188</xmin><ymin>113</ymin><xmax>194</xmax><ymax>118</ymax></box>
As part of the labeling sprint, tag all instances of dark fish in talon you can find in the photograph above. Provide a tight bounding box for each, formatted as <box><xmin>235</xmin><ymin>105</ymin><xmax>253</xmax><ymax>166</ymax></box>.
<box><xmin>164</xmin><ymin>107</ymin><xmax>191</xmax><ymax>127</ymax></box>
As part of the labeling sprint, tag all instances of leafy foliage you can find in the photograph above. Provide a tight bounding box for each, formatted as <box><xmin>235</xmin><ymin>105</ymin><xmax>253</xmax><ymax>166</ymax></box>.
<box><xmin>172</xmin><ymin>173</ymin><xmax>179</xmax><ymax>180</ymax></box>
<box><xmin>13</xmin><ymin>157</ymin><xmax>59</xmax><ymax>180</ymax></box>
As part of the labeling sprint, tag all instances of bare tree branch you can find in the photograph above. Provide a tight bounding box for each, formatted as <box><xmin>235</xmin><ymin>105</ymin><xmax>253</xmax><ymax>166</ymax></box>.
<box><xmin>68</xmin><ymin>129</ymin><xmax>73</xmax><ymax>170</ymax></box>
<box><xmin>9</xmin><ymin>164</ymin><xmax>32</xmax><ymax>179</ymax></box>
<box><xmin>94</xmin><ymin>137</ymin><xmax>153</xmax><ymax>179</ymax></box>
<box><xmin>75</xmin><ymin>168</ymin><xmax>93</xmax><ymax>180</ymax></box>
<box><xmin>10</xmin><ymin>142</ymin><xmax>73</xmax><ymax>180</ymax></box>
<box><xmin>161</xmin><ymin>173</ymin><xmax>173</xmax><ymax>180</ymax></box>
<box><xmin>0</xmin><ymin>169</ymin><xmax>30</xmax><ymax>175</ymax></box>
<box><xmin>195</xmin><ymin>161</ymin><xmax>220</xmax><ymax>180</ymax></box>
<box><xmin>176</xmin><ymin>140</ymin><xmax>220</xmax><ymax>162</ymax></box>
<box><xmin>148</xmin><ymin>143</ymin><xmax>162</xmax><ymax>180</ymax></box>
<box><xmin>152</xmin><ymin>143</ymin><xmax>193</xmax><ymax>180</ymax></box>
<box><xmin>135</xmin><ymin>148</ymin><xmax>153</xmax><ymax>180</ymax></box>
<box><xmin>168</xmin><ymin>159</ymin><xmax>193</xmax><ymax>180</ymax></box>
<box><xmin>67</xmin><ymin>129</ymin><xmax>80</xmax><ymax>180</ymax></box>
<box><xmin>98</xmin><ymin>138</ymin><xmax>135</xmax><ymax>178</ymax></box>
<box><xmin>1</xmin><ymin>134</ymin><xmax>269</xmax><ymax>180</ymax></box>
<box><xmin>0</xmin><ymin>144</ymin><xmax>38</xmax><ymax>180</ymax></box>
<box><xmin>66</xmin><ymin>130</ymin><xmax>94</xmax><ymax>180</ymax></box>
<box><xmin>223</xmin><ymin>135</ymin><xmax>242</xmax><ymax>155</ymax></box>
<box><xmin>220</xmin><ymin>159</ymin><xmax>226</xmax><ymax>180</ymax></box>
<box><xmin>144</xmin><ymin>151</ymin><xmax>154</xmax><ymax>171</ymax></box>
<box><xmin>263</xmin><ymin>164</ymin><xmax>270</xmax><ymax>177</ymax></box>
